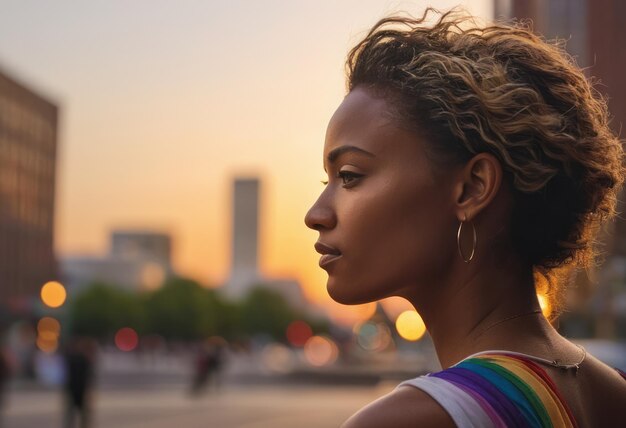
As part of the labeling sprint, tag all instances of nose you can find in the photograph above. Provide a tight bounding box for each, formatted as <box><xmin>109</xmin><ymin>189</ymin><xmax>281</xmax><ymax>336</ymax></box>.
<box><xmin>304</xmin><ymin>192</ymin><xmax>337</xmax><ymax>231</ymax></box>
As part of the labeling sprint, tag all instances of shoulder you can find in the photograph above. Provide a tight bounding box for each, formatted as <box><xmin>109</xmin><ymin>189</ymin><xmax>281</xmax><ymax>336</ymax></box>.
<box><xmin>341</xmin><ymin>385</ymin><xmax>456</xmax><ymax>428</ymax></box>
<box><xmin>582</xmin><ymin>353</ymin><xmax>626</xmax><ymax>404</ymax></box>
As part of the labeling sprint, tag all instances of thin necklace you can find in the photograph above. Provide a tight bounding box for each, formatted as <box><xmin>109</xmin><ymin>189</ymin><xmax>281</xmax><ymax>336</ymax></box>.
<box><xmin>458</xmin><ymin>345</ymin><xmax>587</xmax><ymax>374</ymax></box>
<box><xmin>465</xmin><ymin>309</ymin><xmax>586</xmax><ymax>374</ymax></box>
<box><xmin>473</xmin><ymin>309</ymin><xmax>543</xmax><ymax>340</ymax></box>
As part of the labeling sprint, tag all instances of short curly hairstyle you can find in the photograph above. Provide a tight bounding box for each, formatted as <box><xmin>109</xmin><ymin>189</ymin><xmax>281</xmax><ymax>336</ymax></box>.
<box><xmin>346</xmin><ymin>9</ymin><xmax>624</xmax><ymax>315</ymax></box>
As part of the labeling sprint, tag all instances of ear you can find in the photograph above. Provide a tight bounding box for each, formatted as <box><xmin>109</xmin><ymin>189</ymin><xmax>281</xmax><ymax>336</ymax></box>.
<box><xmin>453</xmin><ymin>153</ymin><xmax>502</xmax><ymax>221</ymax></box>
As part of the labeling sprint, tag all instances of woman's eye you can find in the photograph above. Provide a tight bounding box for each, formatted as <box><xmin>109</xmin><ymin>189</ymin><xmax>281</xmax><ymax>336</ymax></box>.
<box><xmin>337</xmin><ymin>171</ymin><xmax>362</xmax><ymax>187</ymax></box>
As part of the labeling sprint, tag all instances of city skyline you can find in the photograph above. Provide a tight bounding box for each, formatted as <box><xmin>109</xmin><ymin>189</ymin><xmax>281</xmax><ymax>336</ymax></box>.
<box><xmin>0</xmin><ymin>0</ymin><xmax>492</xmax><ymax>323</ymax></box>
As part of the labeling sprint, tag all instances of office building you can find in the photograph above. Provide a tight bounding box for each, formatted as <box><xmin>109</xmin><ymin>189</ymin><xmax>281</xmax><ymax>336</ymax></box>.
<box><xmin>0</xmin><ymin>67</ymin><xmax>58</xmax><ymax>303</ymax></box>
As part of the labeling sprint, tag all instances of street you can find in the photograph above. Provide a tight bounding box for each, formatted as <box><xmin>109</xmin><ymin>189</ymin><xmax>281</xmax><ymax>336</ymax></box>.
<box><xmin>3</xmin><ymin>382</ymin><xmax>396</xmax><ymax>428</ymax></box>
<box><xmin>0</xmin><ymin>345</ymin><xmax>436</xmax><ymax>428</ymax></box>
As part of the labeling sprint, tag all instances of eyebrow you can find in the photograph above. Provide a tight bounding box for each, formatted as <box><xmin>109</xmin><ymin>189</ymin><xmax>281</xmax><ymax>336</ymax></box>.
<box><xmin>327</xmin><ymin>145</ymin><xmax>376</xmax><ymax>163</ymax></box>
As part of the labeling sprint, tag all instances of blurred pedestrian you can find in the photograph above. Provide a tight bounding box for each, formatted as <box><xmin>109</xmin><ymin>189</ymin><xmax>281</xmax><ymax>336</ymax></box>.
<box><xmin>0</xmin><ymin>343</ymin><xmax>12</xmax><ymax>428</ymax></box>
<box><xmin>190</xmin><ymin>337</ymin><xmax>227</xmax><ymax>396</ymax></box>
<box><xmin>63</xmin><ymin>337</ymin><xmax>95</xmax><ymax>428</ymax></box>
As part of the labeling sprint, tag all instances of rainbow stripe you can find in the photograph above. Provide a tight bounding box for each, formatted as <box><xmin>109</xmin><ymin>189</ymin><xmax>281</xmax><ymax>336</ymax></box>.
<box><xmin>430</xmin><ymin>353</ymin><xmax>578</xmax><ymax>428</ymax></box>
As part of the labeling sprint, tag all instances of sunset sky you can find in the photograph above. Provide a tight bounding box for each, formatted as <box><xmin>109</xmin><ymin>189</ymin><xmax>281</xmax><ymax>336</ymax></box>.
<box><xmin>0</xmin><ymin>0</ymin><xmax>491</xmax><ymax>323</ymax></box>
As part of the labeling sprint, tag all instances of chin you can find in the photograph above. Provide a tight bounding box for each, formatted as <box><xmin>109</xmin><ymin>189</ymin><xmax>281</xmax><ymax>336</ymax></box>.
<box><xmin>326</xmin><ymin>277</ymin><xmax>381</xmax><ymax>305</ymax></box>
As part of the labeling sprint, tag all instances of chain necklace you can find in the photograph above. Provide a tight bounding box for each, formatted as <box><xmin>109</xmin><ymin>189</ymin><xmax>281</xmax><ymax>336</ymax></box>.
<box><xmin>460</xmin><ymin>345</ymin><xmax>587</xmax><ymax>374</ymax></box>
<box><xmin>468</xmin><ymin>309</ymin><xmax>586</xmax><ymax>374</ymax></box>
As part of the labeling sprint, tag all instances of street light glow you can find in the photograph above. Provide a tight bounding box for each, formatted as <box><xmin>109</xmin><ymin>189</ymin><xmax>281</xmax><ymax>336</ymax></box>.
<box><xmin>40</xmin><ymin>281</ymin><xmax>67</xmax><ymax>308</ymax></box>
<box><xmin>395</xmin><ymin>310</ymin><xmax>427</xmax><ymax>341</ymax></box>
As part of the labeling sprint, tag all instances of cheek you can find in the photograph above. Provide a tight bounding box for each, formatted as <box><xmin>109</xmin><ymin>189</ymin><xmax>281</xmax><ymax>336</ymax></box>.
<box><xmin>372</xmin><ymin>196</ymin><xmax>447</xmax><ymax>272</ymax></box>
<box><xmin>339</xmin><ymin>180</ymin><xmax>453</xmax><ymax>294</ymax></box>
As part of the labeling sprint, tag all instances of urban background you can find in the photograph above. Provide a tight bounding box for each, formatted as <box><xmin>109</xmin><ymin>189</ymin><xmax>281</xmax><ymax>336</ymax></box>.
<box><xmin>0</xmin><ymin>1</ymin><xmax>624</xmax><ymax>427</ymax></box>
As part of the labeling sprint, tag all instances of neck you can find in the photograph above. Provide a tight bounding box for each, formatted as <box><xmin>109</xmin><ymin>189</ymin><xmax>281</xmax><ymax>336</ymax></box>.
<box><xmin>402</xmin><ymin>252</ymin><xmax>556</xmax><ymax>369</ymax></box>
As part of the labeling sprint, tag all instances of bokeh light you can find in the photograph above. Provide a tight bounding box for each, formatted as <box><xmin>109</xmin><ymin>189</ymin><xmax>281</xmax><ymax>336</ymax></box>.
<box><xmin>379</xmin><ymin>297</ymin><xmax>415</xmax><ymax>320</ymax></box>
<box><xmin>286</xmin><ymin>320</ymin><xmax>313</xmax><ymax>347</ymax></box>
<box><xmin>36</xmin><ymin>335</ymin><xmax>58</xmax><ymax>353</ymax></box>
<box><xmin>40</xmin><ymin>281</ymin><xmax>67</xmax><ymax>308</ymax></box>
<box><xmin>261</xmin><ymin>343</ymin><xmax>295</xmax><ymax>373</ymax></box>
<box><xmin>37</xmin><ymin>317</ymin><xmax>61</xmax><ymax>341</ymax></box>
<box><xmin>395</xmin><ymin>310</ymin><xmax>427</xmax><ymax>341</ymax></box>
<box><xmin>537</xmin><ymin>293</ymin><xmax>552</xmax><ymax>318</ymax></box>
<box><xmin>354</xmin><ymin>321</ymin><xmax>392</xmax><ymax>352</ymax></box>
<box><xmin>36</xmin><ymin>316</ymin><xmax>61</xmax><ymax>353</ymax></box>
<box><xmin>115</xmin><ymin>327</ymin><xmax>139</xmax><ymax>352</ymax></box>
<box><xmin>303</xmin><ymin>335</ymin><xmax>339</xmax><ymax>367</ymax></box>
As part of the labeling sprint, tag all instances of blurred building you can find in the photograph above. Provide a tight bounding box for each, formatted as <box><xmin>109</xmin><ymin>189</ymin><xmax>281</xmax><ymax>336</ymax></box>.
<box><xmin>494</xmin><ymin>0</ymin><xmax>625</xmax><ymax>177</ymax></box>
<box><xmin>61</xmin><ymin>230</ymin><xmax>173</xmax><ymax>294</ymax></box>
<box><xmin>494</xmin><ymin>0</ymin><xmax>587</xmax><ymax>62</ymax></box>
<box><xmin>110</xmin><ymin>230</ymin><xmax>172</xmax><ymax>266</ymax></box>
<box><xmin>223</xmin><ymin>177</ymin><xmax>307</xmax><ymax>308</ymax></box>
<box><xmin>495</xmin><ymin>0</ymin><xmax>626</xmax><ymax>337</ymax></box>
<box><xmin>0</xmin><ymin>66</ymin><xmax>58</xmax><ymax>304</ymax></box>
<box><xmin>226</xmin><ymin>178</ymin><xmax>261</xmax><ymax>298</ymax></box>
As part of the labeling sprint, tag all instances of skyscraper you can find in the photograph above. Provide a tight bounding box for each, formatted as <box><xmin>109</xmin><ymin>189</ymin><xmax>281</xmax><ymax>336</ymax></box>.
<box><xmin>0</xmin><ymin>66</ymin><xmax>59</xmax><ymax>302</ymax></box>
<box><xmin>227</xmin><ymin>177</ymin><xmax>260</xmax><ymax>298</ymax></box>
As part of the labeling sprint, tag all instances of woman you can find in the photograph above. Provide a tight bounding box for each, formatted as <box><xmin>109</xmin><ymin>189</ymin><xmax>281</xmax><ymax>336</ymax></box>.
<box><xmin>304</xmin><ymin>9</ymin><xmax>626</xmax><ymax>427</ymax></box>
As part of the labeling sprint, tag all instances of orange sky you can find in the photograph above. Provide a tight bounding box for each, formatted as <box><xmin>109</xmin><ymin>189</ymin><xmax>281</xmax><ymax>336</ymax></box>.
<box><xmin>0</xmin><ymin>0</ymin><xmax>492</xmax><ymax>324</ymax></box>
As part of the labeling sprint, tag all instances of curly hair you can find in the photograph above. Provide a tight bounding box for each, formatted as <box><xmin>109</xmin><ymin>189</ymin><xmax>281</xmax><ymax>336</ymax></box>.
<box><xmin>346</xmin><ymin>8</ymin><xmax>624</xmax><ymax>315</ymax></box>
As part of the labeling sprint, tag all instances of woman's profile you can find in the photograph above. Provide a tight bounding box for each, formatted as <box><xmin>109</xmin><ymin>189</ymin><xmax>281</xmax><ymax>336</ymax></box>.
<box><xmin>304</xmin><ymin>8</ymin><xmax>626</xmax><ymax>427</ymax></box>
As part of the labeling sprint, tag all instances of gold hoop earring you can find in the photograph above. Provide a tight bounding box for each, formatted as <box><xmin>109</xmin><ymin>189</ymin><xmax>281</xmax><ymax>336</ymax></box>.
<box><xmin>457</xmin><ymin>214</ymin><xmax>477</xmax><ymax>263</ymax></box>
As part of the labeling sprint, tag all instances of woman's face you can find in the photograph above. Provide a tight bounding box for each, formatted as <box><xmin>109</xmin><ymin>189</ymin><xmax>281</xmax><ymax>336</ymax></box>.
<box><xmin>305</xmin><ymin>87</ymin><xmax>459</xmax><ymax>305</ymax></box>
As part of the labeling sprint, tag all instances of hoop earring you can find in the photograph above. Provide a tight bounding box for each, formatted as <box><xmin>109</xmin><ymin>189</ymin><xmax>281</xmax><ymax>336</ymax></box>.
<box><xmin>457</xmin><ymin>214</ymin><xmax>477</xmax><ymax>263</ymax></box>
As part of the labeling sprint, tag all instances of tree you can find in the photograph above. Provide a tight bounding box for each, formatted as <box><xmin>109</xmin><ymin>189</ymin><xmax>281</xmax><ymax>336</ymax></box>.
<box><xmin>69</xmin><ymin>282</ymin><xmax>146</xmax><ymax>339</ymax></box>
<box><xmin>144</xmin><ymin>277</ymin><xmax>221</xmax><ymax>340</ymax></box>
<box><xmin>239</xmin><ymin>286</ymin><xmax>297</xmax><ymax>341</ymax></box>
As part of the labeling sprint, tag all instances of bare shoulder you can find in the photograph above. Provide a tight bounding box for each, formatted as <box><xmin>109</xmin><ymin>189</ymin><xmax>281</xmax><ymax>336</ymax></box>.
<box><xmin>584</xmin><ymin>352</ymin><xmax>626</xmax><ymax>401</ymax></box>
<box><xmin>554</xmin><ymin>350</ymin><xmax>626</xmax><ymax>426</ymax></box>
<box><xmin>341</xmin><ymin>385</ymin><xmax>456</xmax><ymax>428</ymax></box>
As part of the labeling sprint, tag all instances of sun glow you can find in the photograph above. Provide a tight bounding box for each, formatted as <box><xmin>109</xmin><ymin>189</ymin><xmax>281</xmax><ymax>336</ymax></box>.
<box><xmin>537</xmin><ymin>293</ymin><xmax>552</xmax><ymax>318</ymax></box>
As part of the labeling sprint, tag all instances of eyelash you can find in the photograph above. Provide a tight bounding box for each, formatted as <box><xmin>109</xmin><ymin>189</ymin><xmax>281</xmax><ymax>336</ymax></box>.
<box><xmin>321</xmin><ymin>171</ymin><xmax>363</xmax><ymax>187</ymax></box>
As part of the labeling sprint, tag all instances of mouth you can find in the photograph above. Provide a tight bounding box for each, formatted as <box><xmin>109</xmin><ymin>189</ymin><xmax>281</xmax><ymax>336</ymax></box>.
<box><xmin>314</xmin><ymin>242</ymin><xmax>342</xmax><ymax>269</ymax></box>
<box><xmin>319</xmin><ymin>253</ymin><xmax>342</xmax><ymax>268</ymax></box>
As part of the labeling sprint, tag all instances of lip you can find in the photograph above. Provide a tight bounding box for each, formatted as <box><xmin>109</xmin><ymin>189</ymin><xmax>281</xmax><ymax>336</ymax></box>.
<box><xmin>314</xmin><ymin>242</ymin><xmax>341</xmax><ymax>256</ymax></box>
<box><xmin>314</xmin><ymin>242</ymin><xmax>342</xmax><ymax>269</ymax></box>
<box><xmin>319</xmin><ymin>253</ymin><xmax>342</xmax><ymax>268</ymax></box>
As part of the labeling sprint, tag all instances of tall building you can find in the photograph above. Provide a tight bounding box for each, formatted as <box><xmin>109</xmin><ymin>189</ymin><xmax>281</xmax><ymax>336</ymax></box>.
<box><xmin>0</xmin><ymin>66</ymin><xmax>58</xmax><ymax>303</ymax></box>
<box><xmin>222</xmin><ymin>177</ymin><xmax>308</xmax><ymax>309</ymax></box>
<box><xmin>227</xmin><ymin>178</ymin><xmax>261</xmax><ymax>298</ymax></box>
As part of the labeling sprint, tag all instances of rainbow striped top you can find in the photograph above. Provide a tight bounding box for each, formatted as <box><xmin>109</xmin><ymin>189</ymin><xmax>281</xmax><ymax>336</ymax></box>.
<box><xmin>397</xmin><ymin>351</ymin><xmax>605</xmax><ymax>428</ymax></box>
